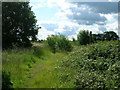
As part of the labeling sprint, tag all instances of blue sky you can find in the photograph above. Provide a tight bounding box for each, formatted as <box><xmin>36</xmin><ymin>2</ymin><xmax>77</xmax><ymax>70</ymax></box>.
<box><xmin>30</xmin><ymin>0</ymin><xmax>119</xmax><ymax>40</ymax></box>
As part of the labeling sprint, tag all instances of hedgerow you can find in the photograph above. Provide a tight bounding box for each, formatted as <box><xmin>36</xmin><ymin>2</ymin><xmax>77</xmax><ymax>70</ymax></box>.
<box><xmin>58</xmin><ymin>41</ymin><xmax>120</xmax><ymax>88</ymax></box>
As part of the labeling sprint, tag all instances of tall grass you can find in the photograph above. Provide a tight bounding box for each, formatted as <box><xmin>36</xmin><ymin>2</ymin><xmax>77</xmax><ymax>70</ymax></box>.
<box><xmin>2</xmin><ymin>45</ymin><xmax>51</xmax><ymax>88</ymax></box>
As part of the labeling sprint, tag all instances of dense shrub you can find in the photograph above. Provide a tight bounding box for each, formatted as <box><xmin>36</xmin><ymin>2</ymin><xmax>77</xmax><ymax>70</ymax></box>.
<box><xmin>47</xmin><ymin>35</ymin><xmax>58</xmax><ymax>53</ymax></box>
<box><xmin>47</xmin><ymin>34</ymin><xmax>72</xmax><ymax>53</ymax></box>
<box><xmin>57</xmin><ymin>35</ymin><xmax>72</xmax><ymax>52</ymax></box>
<box><xmin>58</xmin><ymin>41</ymin><xmax>120</xmax><ymax>88</ymax></box>
<box><xmin>77</xmin><ymin>30</ymin><xmax>94</xmax><ymax>45</ymax></box>
<box><xmin>2</xmin><ymin>71</ymin><xmax>13</xmax><ymax>89</ymax></box>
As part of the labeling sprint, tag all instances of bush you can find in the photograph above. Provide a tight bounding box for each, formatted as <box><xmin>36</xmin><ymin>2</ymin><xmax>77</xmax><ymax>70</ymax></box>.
<box><xmin>2</xmin><ymin>71</ymin><xmax>13</xmax><ymax>89</ymax></box>
<box><xmin>57</xmin><ymin>35</ymin><xmax>72</xmax><ymax>52</ymax></box>
<box><xmin>77</xmin><ymin>30</ymin><xmax>94</xmax><ymax>45</ymax></box>
<box><xmin>47</xmin><ymin>34</ymin><xmax>72</xmax><ymax>53</ymax></box>
<box><xmin>58</xmin><ymin>41</ymin><xmax>120</xmax><ymax>88</ymax></box>
<box><xmin>47</xmin><ymin>35</ymin><xmax>58</xmax><ymax>53</ymax></box>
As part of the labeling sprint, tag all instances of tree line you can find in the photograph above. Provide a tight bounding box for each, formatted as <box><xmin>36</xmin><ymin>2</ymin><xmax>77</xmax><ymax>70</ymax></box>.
<box><xmin>2</xmin><ymin>2</ymin><xmax>119</xmax><ymax>50</ymax></box>
<box><xmin>47</xmin><ymin>30</ymin><xmax>119</xmax><ymax>53</ymax></box>
<box><xmin>77</xmin><ymin>30</ymin><xmax>119</xmax><ymax>45</ymax></box>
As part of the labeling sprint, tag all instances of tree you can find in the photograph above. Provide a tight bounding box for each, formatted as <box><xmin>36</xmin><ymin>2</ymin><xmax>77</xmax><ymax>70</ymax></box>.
<box><xmin>103</xmin><ymin>31</ymin><xmax>119</xmax><ymax>41</ymax></box>
<box><xmin>2</xmin><ymin>2</ymin><xmax>40</xmax><ymax>49</ymax></box>
<box><xmin>77</xmin><ymin>30</ymin><xmax>93</xmax><ymax>45</ymax></box>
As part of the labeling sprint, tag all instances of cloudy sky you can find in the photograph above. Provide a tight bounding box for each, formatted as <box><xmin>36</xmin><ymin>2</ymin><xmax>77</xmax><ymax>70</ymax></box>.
<box><xmin>30</xmin><ymin>0</ymin><xmax>119</xmax><ymax>40</ymax></box>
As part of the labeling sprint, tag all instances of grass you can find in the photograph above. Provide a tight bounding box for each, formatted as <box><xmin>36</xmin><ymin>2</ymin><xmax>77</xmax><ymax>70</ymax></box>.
<box><xmin>24</xmin><ymin>52</ymin><xmax>67</xmax><ymax>88</ymax></box>
<box><xmin>3</xmin><ymin>47</ymin><xmax>39</xmax><ymax>88</ymax></box>
<box><xmin>2</xmin><ymin>42</ymin><xmax>67</xmax><ymax>88</ymax></box>
<box><xmin>3</xmin><ymin>40</ymin><xmax>120</xmax><ymax>88</ymax></box>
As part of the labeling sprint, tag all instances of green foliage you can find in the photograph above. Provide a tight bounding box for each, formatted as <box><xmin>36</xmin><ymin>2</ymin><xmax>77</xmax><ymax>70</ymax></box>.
<box><xmin>33</xmin><ymin>46</ymin><xmax>44</xmax><ymax>58</ymax></box>
<box><xmin>47</xmin><ymin>35</ymin><xmax>58</xmax><ymax>53</ymax></box>
<box><xmin>2</xmin><ymin>2</ymin><xmax>40</xmax><ymax>49</ymax></box>
<box><xmin>47</xmin><ymin>34</ymin><xmax>72</xmax><ymax>53</ymax></box>
<box><xmin>2</xmin><ymin>47</ymin><xmax>39</xmax><ymax>88</ymax></box>
<box><xmin>58</xmin><ymin>41</ymin><xmax>120</xmax><ymax>88</ymax></box>
<box><xmin>93</xmin><ymin>31</ymin><xmax>119</xmax><ymax>41</ymax></box>
<box><xmin>57</xmin><ymin>35</ymin><xmax>72</xmax><ymax>52</ymax></box>
<box><xmin>103</xmin><ymin>31</ymin><xmax>119</xmax><ymax>41</ymax></box>
<box><xmin>2</xmin><ymin>71</ymin><xmax>13</xmax><ymax>89</ymax></box>
<box><xmin>77</xmin><ymin>30</ymin><xmax>94</xmax><ymax>45</ymax></box>
<box><xmin>2</xmin><ymin>42</ymin><xmax>66</xmax><ymax>88</ymax></box>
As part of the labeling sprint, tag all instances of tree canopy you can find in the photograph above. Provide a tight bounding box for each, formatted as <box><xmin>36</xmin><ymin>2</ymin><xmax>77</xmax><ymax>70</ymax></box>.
<box><xmin>103</xmin><ymin>31</ymin><xmax>119</xmax><ymax>41</ymax></box>
<box><xmin>93</xmin><ymin>31</ymin><xmax>119</xmax><ymax>41</ymax></box>
<box><xmin>2</xmin><ymin>2</ymin><xmax>40</xmax><ymax>49</ymax></box>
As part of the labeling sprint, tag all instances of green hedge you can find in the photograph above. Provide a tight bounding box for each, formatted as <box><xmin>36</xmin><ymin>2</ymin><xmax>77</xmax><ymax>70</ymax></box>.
<box><xmin>58</xmin><ymin>41</ymin><xmax>120</xmax><ymax>88</ymax></box>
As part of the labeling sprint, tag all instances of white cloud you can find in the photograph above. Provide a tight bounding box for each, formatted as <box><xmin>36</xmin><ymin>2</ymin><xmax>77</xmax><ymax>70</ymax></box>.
<box><xmin>76</xmin><ymin>24</ymin><xmax>104</xmax><ymax>34</ymax></box>
<box><xmin>37</xmin><ymin>27</ymin><xmax>55</xmax><ymax>40</ymax></box>
<box><xmin>30</xmin><ymin>0</ymin><xmax>47</xmax><ymax>10</ymax></box>
<box><xmin>30</xmin><ymin>0</ymin><xmax>45</xmax><ymax>3</ymax></box>
<box><xmin>68</xmin><ymin>34</ymin><xmax>77</xmax><ymax>41</ymax></box>
<box><xmin>47</xmin><ymin>0</ymin><xmax>77</xmax><ymax>21</ymax></box>
<box><xmin>47</xmin><ymin>0</ymin><xmax>71</xmax><ymax>9</ymax></box>
<box><xmin>55</xmin><ymin>9</ymin><xmax>73</xmax><ymax>20</ymax></box>
<box><xmin>101</xmin><ymin>13</ymin><xmax>118</xmax><ymax>22</ymax></box>
<box><xmin>54</xmin><ymin>28</ymin><xmax>66</xmax><ymax>33</ymax></box>
<box><xmin>32</xmin><ymin>4</ymin><xmax>45</xmax><ymax>9</ymax></box>
<box><xmin>105</xmin><ymin>21</ymin><xmax>118</xmax><ymax>34</ymax></box>
<box><xmin>53</xmin><ymin>1</ymin><xmax>108</xmax><ymax>25</ymax></box>
<box><xmin>30</xmin><ymin>0</ymin><xmax>119</xmax><ymax>40</ymax></box>
<box><xmin>76</xmin><ymin>2</ymin><xmax>118</xmax><ymax>14</ymax></box>
<box><xmin>53</xmin><ymin>21</ymin><xmax>80</xmax><ymax>35</ymax></box>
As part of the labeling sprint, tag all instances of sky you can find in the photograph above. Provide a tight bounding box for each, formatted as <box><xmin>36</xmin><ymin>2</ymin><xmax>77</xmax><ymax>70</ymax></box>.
<box><xmin>29</xmin><ymin>0</ymin><xmax>119</xmax><ymax>40</ymax></box>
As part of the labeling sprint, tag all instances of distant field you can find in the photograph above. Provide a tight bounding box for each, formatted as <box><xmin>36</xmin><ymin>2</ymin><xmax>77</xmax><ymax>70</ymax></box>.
<box><xmin>2</xmin><ymin>41</ymin><xmax>120</xmax><ymax>88</ymax></box>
